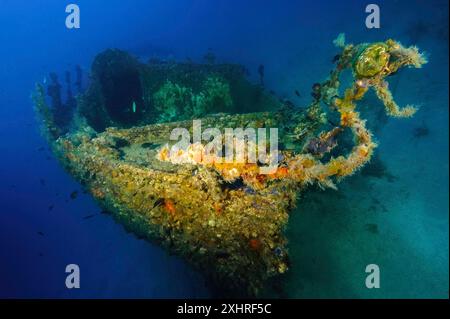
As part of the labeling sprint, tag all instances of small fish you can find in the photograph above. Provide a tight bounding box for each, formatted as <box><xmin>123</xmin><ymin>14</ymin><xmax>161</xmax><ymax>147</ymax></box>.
<box><xmin>132</xmin><ymin>101</ymin><xmax>137</xmax><ymax>113</ymax></box>
<box><xmin>37</xmin><ymin>147</ymin><xmax>45</xmax><ymax>152</ymax></box>
<box><xmin>83</xmin><ymin>214</ymin><xmax>95</xmax><ymax>220</ymax></box>
<box><xmin>294</xmin><ymin>90</ymin><xmax>301</xmax><ymax>97</ymax></box>
<box><xmin>312</xmin><ymin>83</ymin><xmax>321</xmax><ymax>91</ymax></box>
<box><xmin>100</xmin><ymin>210</ymin><xmax>110</xmax><ymax>215</ymax></box>
<box><xmin>413</xmin><ymin>121</ymin><xmax>429</xmax><ymax>139</ymax></box>
<box><xmin>37</xmin><ymin>231</ymin><xmax>44</xmax><ymax>236</ymax></box>
<box><xmin>332</xmin><ymin>54</ymin><xmax>341</xmax><ymax>63</ymax></box>
<box><xmin>70</xmin><ymin>191</ymin><xmax>78</xmax><ymax>199</ymax></box>
<box><xmin>270</xmin><ymin>188</ymin><xmax>280</xmax><ymax>195</ymax></box>
<box><xmin>274</xmin><ymin>247</ymin><xmax>283</xmax><ymax>257</ymax></box>
<box><xmin>282</xmin><ymin>99</ymin><xmax>295</xmax><ymax>109</ymax></box>
<box><xmin>48</xmin><ymin>205</ymin><xmax>54</xmax><ymax>211</ymax></box>
<box><xmin>243</xmin><ymin>187</ymin><xmax>256</xmax><ymax>195</ymax></box>
<box><xmin>39</xmin><ymin>178</ymin><xmax>46</xmax><ymax>186</ymax></box>
<box><xmin>153</xmin><ymin>198</ymin><xmax>165</xmax><ymax>209</ymax></box>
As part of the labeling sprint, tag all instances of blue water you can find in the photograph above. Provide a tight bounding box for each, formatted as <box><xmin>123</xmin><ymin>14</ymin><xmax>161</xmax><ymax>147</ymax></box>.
<box><xmin>0</xmin><ymin>0</ymin><xmax>448</xmax><ymax>298</ymax></box>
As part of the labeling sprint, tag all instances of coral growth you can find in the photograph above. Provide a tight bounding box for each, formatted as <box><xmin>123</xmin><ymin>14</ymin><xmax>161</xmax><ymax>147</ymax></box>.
<box><xmin>153</xmin><ymin>76</ymin><xmax>233</xmax><ymax>122</ymax></box>
<box><xmin>374</xmin><ymin>81</ymin><xmax>418</xmax><ymax>117</ymax></box>
<box><xmin>153</xmin><ymin>80</ymin><xmax>192</xmax><ymax>122</ymax></box>
<box><xmin>194</xmin><ymin>75</ymin><xmax>233</xmax><ymax>116</ymax></box>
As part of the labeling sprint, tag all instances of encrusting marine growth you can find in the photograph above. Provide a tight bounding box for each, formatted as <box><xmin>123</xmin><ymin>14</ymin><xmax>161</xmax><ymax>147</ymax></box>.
<box><xmin>33</xmin><ymin>35</ymin><xmax>427</xmax><ymax>296</ymax></box>
<box><xmin>157</xmin><ymin>36</ymin><xmax>427</xmax><ymax>190</ymax></box>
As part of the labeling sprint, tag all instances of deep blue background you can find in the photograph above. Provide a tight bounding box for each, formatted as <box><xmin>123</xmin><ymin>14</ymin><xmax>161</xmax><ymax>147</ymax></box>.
<box><xmin>0</xmin><ymin>0</ymin><xmax>448</xmax><ymax>298</ymax></box>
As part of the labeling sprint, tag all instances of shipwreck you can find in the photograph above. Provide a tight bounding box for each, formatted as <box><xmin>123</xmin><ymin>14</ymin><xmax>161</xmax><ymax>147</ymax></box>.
<box><xmin>33</xmin><ymin>35</ymin><xmax>427</xmax><ymax>296</ymax></box>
